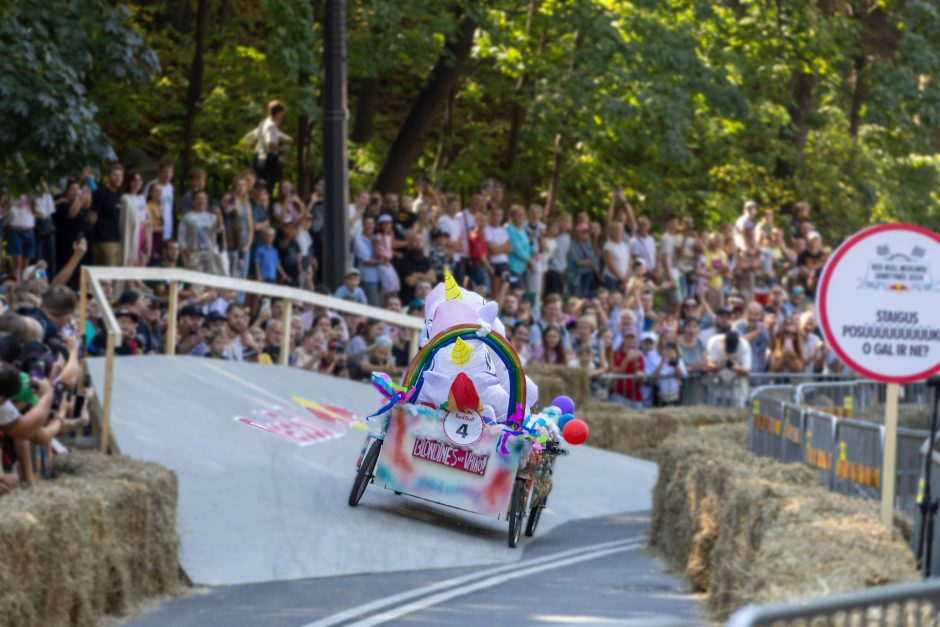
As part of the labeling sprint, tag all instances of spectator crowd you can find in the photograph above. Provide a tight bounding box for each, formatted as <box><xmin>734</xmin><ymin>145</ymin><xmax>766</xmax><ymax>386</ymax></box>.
<box><xmin>0</xmin><ymin>101</ymin><xmax>851</xmax><ymax>496</ymax></box>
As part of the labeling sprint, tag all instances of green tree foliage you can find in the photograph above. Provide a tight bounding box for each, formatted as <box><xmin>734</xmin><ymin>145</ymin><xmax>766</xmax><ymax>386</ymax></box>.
<box><xmin>3</xmin><ymin>0</ymin><xmax>939</xmax><ymax>233</ymax></box>
<box><xmin>0</xmin><ymin>0</ymin><xmax>158</xmax><ymax>191</ymax></box>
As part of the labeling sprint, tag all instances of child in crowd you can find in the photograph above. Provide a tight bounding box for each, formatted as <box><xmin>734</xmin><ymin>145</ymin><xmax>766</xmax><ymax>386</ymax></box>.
<box><xmin>334</xmin><ymin>268</ymin><xmax>367</xmax><ymax>305</ymax></box>
<box><xmin>254</xmin><ymin>227</ymin><xmax>283</xmax><ymax>284</ymax></box>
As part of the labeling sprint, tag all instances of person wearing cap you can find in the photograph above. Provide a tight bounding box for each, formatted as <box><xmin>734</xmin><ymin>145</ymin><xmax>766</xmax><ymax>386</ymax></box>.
<box><xmin>176</xmin><ymin>305</ymin><xmax>207</xmax><ymax>356</ymax></box>
<box><xmin>91</xmin><ymin>309</ymin><xmax>140</xmax><ymax>356</ymax></box>
<box><xmin>610</xmin><ymin>324</ymin><xmax>644</xmax><ymax>409</ymax></box>
<box><xmin>334</xmin><ymin>268</ymin><xmax>367</xmax><ymax>305</ymax></box>
<box><xmin>373</xmin><ymin>213</ymin><xmax>400</xmax><ymax>296</ymax></box>
<box><xmin>568</xmin><ymin>220</ymin><xmax>599</xmax><ymax>298</ymax></box>
<box><xmin>706</xmin><ymin>328</ymin><xmax>752</xmax><ymax>407</ymax></box>
<box><xmin>116</xmin><ymin>290</ymin><xmax>156</xmax><ymax>353</ymax></box>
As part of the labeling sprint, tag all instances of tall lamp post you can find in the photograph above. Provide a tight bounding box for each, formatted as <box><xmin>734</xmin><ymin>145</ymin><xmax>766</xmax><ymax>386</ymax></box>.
<box><xmin>322</xmin><ymin>0</ymin><xmax>348</xmax><ymax>289</ymax></box>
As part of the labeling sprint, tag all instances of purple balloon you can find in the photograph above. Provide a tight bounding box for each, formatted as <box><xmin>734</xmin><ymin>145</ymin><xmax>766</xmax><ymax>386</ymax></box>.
<box><xmin>551</xmin><ymin>395</ymin><xmax>575</xmax><ymax>415</ymax></box>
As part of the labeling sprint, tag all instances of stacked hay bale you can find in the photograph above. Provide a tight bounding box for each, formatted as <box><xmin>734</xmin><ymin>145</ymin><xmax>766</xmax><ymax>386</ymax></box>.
<box><xmin>0</xmin><ymin>452</ymin><xmax>182</xmax><ymax>626</ymax></box>
<box><xmin>581</xmin><ymin>401</ymin><xmax>746</xmax><ymax>459</ymax></box>
<box><xmin>526</xmin><ymin>363</ymin><xmax>591</xmax><ymax>409</ymax></box>
<box><xmin>650</xmin><ymin>423</ymin><xmax>919</xmax><ymax>620</ymax></box>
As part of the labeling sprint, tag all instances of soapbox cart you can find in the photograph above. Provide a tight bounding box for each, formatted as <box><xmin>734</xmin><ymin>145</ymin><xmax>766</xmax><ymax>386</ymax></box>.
<box><xmin>346</xmin><ymin>325</ymin><xmax>565</xmax><ymax>548</ymax></box>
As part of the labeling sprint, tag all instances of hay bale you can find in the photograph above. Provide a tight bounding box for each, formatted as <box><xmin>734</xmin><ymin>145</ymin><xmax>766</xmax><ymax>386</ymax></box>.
<box><xmin>0</xmin><ymin>452</ymin><xmax>182</xmax><ymax>627</ymax></box>
<box><xmin>526</xmin><ymin>364</ymin><xmax>590</xmax><ymax>409</ymax></box>
<box><xmin>650</xmin><ymin>424</ymin><xmax>918</xmax><ymax>620</ymax></box>
<box><xmin>580</xmin><ymin>401</ymin><xmax>746</xmax><ymax>459</ymax></box>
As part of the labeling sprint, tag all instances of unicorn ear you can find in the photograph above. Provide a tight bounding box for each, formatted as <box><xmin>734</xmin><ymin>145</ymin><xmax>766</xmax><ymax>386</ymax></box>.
<box><xmin>444</xmin><ymin>268</ymin><xmax>464</xmax><ymax>300</ymax></box>
<box><xmin>478</xmin><ymin>301</ymin><xmax>498</xmax><ymax>325</ymax></box>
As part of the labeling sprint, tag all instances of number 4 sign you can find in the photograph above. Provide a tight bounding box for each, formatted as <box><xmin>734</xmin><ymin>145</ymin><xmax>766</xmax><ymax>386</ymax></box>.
<box><xmin>442</xmin><ymin>409</ymin><xmax>485</xmax><ymax>446</ymax></box>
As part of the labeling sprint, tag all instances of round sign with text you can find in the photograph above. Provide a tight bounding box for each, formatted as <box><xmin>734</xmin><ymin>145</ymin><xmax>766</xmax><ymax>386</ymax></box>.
<box><xmin>817</xmin><ymin>223</ymin><xmax>940</xmax><ymax>383</ymax></box>
<box><xmin>442</xmin><ymin>409</ymin><xmax>485</xmax><ymax>446</ymax></box>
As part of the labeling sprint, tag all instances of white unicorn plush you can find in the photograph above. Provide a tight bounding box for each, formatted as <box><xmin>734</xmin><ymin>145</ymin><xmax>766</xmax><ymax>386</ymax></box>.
<box><xmin>416</xmin><ymin>270</ymin><xmax>538</xmax><ymax>423</ymax></box>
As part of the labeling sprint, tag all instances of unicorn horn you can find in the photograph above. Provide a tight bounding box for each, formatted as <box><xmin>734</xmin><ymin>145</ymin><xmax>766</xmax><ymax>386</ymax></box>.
<box><xmin>450</xmin><ymin>337</ymin><xmax>472</xmax><ymax>366</ymax></box>
<box><xmin>444</xmin><ymin>268</ymin><xmax>463</xmax><ymax>301</ymax></box>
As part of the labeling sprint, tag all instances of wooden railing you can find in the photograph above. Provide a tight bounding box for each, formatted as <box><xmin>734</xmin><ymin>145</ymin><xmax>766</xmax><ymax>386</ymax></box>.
<box><xmin>78</xmin><ymin>266</ymin><xmax>425</xmax><ymax>453</ymax></box>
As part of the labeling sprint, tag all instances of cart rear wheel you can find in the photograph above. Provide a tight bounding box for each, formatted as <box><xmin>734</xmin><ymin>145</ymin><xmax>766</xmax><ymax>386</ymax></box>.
<box><xmin>525</xmin><ymin>497</ymin><xmax>545</xmax><ymax>537</ymax></box>
<box><xmin>508</xmin><ymin>478</ymin><xmax>526</xmax><ymax>548</ymax></box>
<box><xmin>348</xmin><ymin>440</ymin><xmax>381</xmax><ymax>507</ymax></box>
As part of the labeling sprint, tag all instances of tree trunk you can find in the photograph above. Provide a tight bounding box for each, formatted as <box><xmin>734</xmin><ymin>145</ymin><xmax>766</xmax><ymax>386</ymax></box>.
<box><xmin>545</xmin><ymin>132</ymin><xmax>565</xmax><ymax>215</ymax></box>
<box><xmin>544</xmin><ymin>30</ymin><xmax>582</xmax><ymax>216</ymax></box>
<box><xmin>180</xmin><ymin>0</ymin><xmax>211</xmax><ymax>181</ymax></box>
<box><xmin>350</xmin><ymin>77</ymin><xmax>379</xmax><ymax>143</ymax></box>
<box><xmin>848</xmin><ymin>55</ymin><xmax>867</xmax><ymax>137</ymax></box>
<box><xmin>774</xmin><ymin>71</ymin><xmax>816</xmax><ymax>179</ymax></box>
<box><xmin>501</xmin><ymin>0</ymin><xmax>541</xmax><ymax>178</ymax></box>
<box><xmin>373</xmin><ymin>11</ymin><xmax>477</xmax><ymax>194</ymax></box>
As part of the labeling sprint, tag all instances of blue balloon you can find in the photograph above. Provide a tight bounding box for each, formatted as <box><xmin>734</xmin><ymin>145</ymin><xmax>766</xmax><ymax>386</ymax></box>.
<box><xmin>552</xmin><ymin>395</ymin><xmax>576</xmax><ymax>415</ymax></box>
<box><xmin>559</xmin><ymin>413</ymin><xmax>576</xmax><ymax>429</ymax></box>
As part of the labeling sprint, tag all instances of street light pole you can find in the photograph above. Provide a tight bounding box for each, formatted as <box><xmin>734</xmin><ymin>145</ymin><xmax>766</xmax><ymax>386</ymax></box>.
<box><xmin>323</xmin><ymin>0</ymin><xmax>349</xmax><ymax>290</ymax></box>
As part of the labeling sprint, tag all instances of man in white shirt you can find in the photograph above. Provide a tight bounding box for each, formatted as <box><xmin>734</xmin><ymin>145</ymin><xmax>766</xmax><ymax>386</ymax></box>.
<box><xmin>247</xmin><ymin>100</ymin><xmax>293</xmax><ymax>201</ymax></box>
<box><xmin>629</xmin><ymin>216</ymin><xmax>657</xmax><ymax>272</ymax></box>
<box><xmin>706</xmin><ymin>329</ymin><xmax>752</xmax><ymax>407</ymax></box>
<box><xmin>436</xmin><ymin>195</ymin><xmax>475</xmax><ymax>282</ymax></box>
<box><xmin>144</xmin><ymin>160</ymin><xmax>175</xmax><ymax>241</ymax></box>
<box><xmin>734</xmin><ymin>200</ymin><xmax>758</xmax><ymax>250</ymax></box>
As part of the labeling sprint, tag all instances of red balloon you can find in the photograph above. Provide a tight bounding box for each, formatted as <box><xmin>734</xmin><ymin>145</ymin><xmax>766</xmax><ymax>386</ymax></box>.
<box><xmin>562</xmin><ymin>419</ymin><xmax>589</xmax><ymax>445</ymax></box>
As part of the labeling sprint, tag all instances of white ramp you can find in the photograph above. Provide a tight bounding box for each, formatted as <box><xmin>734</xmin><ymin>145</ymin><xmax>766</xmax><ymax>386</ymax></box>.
<box><xmin>85</xmin><ymin>356</ymin><xmax>657</xmax><ymax>586</ymax></box>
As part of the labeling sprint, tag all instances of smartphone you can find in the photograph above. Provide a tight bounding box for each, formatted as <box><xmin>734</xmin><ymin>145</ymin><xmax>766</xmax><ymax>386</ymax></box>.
<box><xmin>72</xmin><ymin>394</ymin><xmax>86</xmax><ymax>419</ymax></box>
<box><xmin>261</xmin><ymin>298</ymin><xmax>271</xmax><ymax>310</ymax></box>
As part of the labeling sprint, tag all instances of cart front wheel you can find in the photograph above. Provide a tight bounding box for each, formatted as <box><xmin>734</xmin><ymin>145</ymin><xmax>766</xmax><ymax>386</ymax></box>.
<box><xmin>508</xmin><ymin>478</ymin><xmax>526</xmax><ymax>548</ymax></box>
<box><xmin>525</xmin><ymin>497</ymin><xmax>545</xmax><ymax>537</ymax></box>
<box><xmin>348</xmin><ymin>440</ymin><xmax>381</xmax><ymax>507</ymax></box>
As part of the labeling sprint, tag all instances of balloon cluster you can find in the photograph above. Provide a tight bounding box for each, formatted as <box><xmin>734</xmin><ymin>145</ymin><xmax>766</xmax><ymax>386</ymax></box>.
<box><xmin>547</xmin><ymin>395</ymin><xmax>589</xmax><ymax>446</ymax></box>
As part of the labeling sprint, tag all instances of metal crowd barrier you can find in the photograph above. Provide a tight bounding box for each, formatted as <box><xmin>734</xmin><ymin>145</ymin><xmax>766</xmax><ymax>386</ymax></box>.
<box><xmin>748</xmin><ymin>382</ymin><xmax>931</xmax><ymax>523</ymax></box>
<box><xmin>727</xmin><ymin>577</ymin><xmax>940</xmax><ymax>627</ymax></box>
<box><xmin>781</xmin><ymin>403</ymin><xmax>804</xmax><ymax>463</ymax></box>
<box><xmin>796</xmin><ymin>380</ymin><xmax>930</xmax><ymax>428</ymax></box>
<box><xmin>803</xmin><ymin>409</ymin><xmax>837</xmax><ymax>487</ymax></box>
<box><xmin>832</xmin><ymin>419</ymin><xmax>883</xmax><ymax>501</ymax></box>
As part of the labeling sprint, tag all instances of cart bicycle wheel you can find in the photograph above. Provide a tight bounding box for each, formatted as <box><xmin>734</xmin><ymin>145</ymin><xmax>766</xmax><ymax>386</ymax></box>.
<box><xmin>348</xmin><ymin>440</ymin><xmax>381</xmax><ymax>507</ymax></box>
<box><xmin>508</xmin><ymin>478</ymin><xmax>526</xmax><ymax>548</ymax></box>
<box><xmin>524</xmin><ymin>496</ymin><xmax>545</xmax><ymax>537</ymax></box>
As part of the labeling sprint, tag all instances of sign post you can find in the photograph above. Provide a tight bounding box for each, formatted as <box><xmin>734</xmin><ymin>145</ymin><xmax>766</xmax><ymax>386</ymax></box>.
<box><xmin>817</xmin><ymin>224</ymin><xmax>940</xmax><ymax>527</ymax></box>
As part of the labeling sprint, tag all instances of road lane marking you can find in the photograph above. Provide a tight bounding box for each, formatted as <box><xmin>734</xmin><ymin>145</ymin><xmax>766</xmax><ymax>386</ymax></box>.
<box><xmin>302</xmin><ymin>536</ymin><xmax>643</xmax><ymax>627</ymax></box>
<box><xmin>349</xmin><ymin>541</ymin><xmax>644</xmax><ymax>626</ymax></box>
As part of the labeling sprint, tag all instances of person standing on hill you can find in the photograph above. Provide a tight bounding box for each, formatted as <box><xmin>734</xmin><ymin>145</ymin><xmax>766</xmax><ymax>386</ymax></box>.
<box><xmin>246</xmin><ymin>100</ymin><xmax>293</xmax><ymax>200</ymax></box>
<box><xmin>88</xmin><ymin>162</ymin><xmax>125</xmax><ymax>267</ymax></box>
<box><xmin>143</xmin><ymin>160</ymin><xmax>175</xmax><ymax>243</ymax></box>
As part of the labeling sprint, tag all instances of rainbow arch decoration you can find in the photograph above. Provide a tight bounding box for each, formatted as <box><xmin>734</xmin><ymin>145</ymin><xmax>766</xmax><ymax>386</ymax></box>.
<box><xmin>403</xmin><ymin>324</ymin><xmax>526</xmax><ymax>424</ymax></box>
